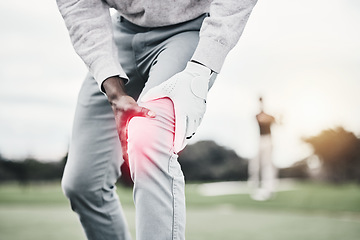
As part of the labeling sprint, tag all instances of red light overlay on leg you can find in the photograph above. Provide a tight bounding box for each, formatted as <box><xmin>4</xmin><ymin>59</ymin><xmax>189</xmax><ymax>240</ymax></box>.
<box><xmin>127</xmin><ymin>97</ymin><xmax>175</xmax><ymax>181</ymax></box>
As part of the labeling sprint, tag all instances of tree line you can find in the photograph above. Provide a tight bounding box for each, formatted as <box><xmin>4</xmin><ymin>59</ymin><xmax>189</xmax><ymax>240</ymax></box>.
<box><xmin>1</xmin><ymin>126</ymin><xmax>359</xmax><ymax>185</ymax></box>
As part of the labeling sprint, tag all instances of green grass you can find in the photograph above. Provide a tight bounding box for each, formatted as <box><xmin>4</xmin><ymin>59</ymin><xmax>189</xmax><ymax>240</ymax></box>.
<box><xmin>0</xmin><ymin>181</ymin><xmax>359</xmax><ymax>240</ymax></box>
<box><xmin>185</xmin><ymin>182</ymin><xmax>360</xmax><ymax>213</ymax></box>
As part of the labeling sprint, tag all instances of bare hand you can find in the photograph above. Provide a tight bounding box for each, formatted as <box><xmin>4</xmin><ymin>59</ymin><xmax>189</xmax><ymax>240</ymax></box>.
<box><xmin>103</xmin><ymin>77</ymin><xmax>155</xmax><ymax>163</ymax></box>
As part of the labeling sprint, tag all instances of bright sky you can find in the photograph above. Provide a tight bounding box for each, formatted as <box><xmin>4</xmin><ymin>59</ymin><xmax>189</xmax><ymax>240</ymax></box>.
<box><xmin>0</xmin><ymin>0</ymin><xmax>359</xmax><ymax>167</ymax></box>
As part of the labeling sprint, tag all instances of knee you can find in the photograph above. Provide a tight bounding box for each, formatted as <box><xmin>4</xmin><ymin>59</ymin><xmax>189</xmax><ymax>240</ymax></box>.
<box><xmin>61</xmin><ymin>174</ymin><xmax>99</xmax><ymax>204</ymax></box>
<box><xmin>61</xmin><ymin>175</ymin><xmax>81</xmax><ymax>201</ymax></box>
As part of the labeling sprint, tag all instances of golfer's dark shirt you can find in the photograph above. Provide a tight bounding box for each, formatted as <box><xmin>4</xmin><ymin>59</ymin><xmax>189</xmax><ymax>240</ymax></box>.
<box><xmin>256</xmin><ymin>112</ymin><xmax>275</xmax><ymax>135</ymax></box>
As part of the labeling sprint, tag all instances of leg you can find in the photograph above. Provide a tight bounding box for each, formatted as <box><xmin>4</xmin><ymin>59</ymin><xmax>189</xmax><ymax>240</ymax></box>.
<box><xmin>128</xmin><ymin>30</ymin><xmax>203</xmax><ymax>240</ymax></box>
<box><xmin>260</xmin><ymin>135</ymin><xmax>276</xmax><ymax>196</ymax></box>
<box><xmin>248</xmin><ymin>150</ymin><xmax>260</xmax><ymax>190</ymax></box>
<box><xmin>112</xmin><ymin>14</ymin><xmax>209</xmax><ymax>239</ymax></box>
<box><xmin>128</xmin><ymin>98</ymin><xmax>185</xmax><ymax>240</ymax></box>
<box><xmin>61</xmin><ymin>74</ymin><xmax>132</xmax><ymax>240</ymax></box>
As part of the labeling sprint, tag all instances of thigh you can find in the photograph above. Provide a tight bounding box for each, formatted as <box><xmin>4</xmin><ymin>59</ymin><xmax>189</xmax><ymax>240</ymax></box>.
<box><xmin>139</xmin><ymin>30</ymin><xmax>200</xmax><ymax>100</ymax></box>
<box><xmin>127</xmin><ymin>98</ymin><xmax>186</xmax><ymax>240</ymax></box>
<box><xmin>62</xmin><ymin>73</ymin><xmax>123</xmax><ymax>192</ymax></box>
<box><xmin>260</xmin><ymin>137</ymin><xmax>273</xmax><ymax>166</ymax></box>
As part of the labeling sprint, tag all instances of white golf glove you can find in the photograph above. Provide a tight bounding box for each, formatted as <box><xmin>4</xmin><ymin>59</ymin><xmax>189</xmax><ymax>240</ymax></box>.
<box><xmin>141</xmin><ymin>61</ymin><xmax>212</xmax><ymax>153</ymax></box>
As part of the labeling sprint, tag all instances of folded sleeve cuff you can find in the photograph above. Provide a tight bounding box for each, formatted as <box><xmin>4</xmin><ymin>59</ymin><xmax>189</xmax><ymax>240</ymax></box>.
<box><xmin>191</xmin><ymin>37</ymin><xmax>232</xmax><ymax>74</ymax></box>
<box><xmin>90</xmin><ymin>57</ymin><xmax>129</xmax><ymax>94</ymax></box>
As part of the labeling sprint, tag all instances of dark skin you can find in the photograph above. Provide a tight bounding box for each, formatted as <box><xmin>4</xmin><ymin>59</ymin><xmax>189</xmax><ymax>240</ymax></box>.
<box><xmin>102</xmin><ymin>76</ymin><xmax>155</xmax><ymax>164</ymax></box>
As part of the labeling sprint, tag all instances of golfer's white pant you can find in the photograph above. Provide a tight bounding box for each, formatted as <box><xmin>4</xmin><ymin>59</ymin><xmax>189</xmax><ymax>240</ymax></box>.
<box><xmin>248</xmin><ymin>135</ymin><xmax>277</xmax><ymax>193</ymax></box>
<box><xmin>61</xmin><ymin>14</ymin><xmax>215</xmax><ymax>240</ymax></box>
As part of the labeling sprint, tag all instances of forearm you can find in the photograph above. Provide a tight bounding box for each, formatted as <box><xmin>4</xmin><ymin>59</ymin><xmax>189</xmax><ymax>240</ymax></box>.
<box><xmin>102</xmin><ymin>77</ymin><xmax>128</xmax><ymax>102</ymax></box>
<box><xmin>192</xmin><ymin>0</ymin><xmax>258</xmax><ymax>73</ymax></box>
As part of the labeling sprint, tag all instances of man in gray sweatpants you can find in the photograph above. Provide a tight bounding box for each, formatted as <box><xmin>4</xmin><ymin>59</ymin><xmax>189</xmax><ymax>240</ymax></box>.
<box><xmin>56</xmin><ymin>1</ymin><xmax>257</xmax><ymax>239</ymax></box>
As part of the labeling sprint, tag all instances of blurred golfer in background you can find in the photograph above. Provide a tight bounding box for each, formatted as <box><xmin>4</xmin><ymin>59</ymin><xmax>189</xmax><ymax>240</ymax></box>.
<box><xmin>249</xmin><ymin>97</ymin><xmax>278</xmax><ymax>201</ymax></box>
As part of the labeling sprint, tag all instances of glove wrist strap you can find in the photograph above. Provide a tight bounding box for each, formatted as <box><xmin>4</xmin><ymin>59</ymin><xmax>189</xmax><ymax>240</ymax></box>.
<box><xmin>188</xmin><ymin>60</ymin><xmax>213</xmax><ymax>76</ymax></box>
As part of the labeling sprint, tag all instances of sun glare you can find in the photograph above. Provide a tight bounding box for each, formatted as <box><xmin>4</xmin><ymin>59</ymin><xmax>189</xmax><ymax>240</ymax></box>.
<box><xmin>287</xmin><ymin>88</ymin><xmax>335</xmax><ymax>137</ymax></box>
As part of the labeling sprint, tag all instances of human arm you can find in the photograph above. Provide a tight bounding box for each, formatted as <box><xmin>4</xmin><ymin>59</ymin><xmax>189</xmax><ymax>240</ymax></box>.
<box><xmin>56</xmin><ymin>0</ymin><xmax>157</xmax><ymax>161</ymax></box>
<box><xmin>102</xmin><ymin>76</ymin><xmax>155</xmax><ymax>163</ymax></box>
<box><xmin>191</xmin><ymin>0</ymin><xmax>258</xmax><ymax>72</ymax></box>
<box><xmin>56</xmin><ymin>0</ymin><xmax>128</xmax><ymax>90</ymax></box>
<box><xmin>142</xmin><ymin>0</ymin><xmax>258</xmax><ymax>152</ymax></box>
<box><xmin>257</xmin><ymin>112</ymin><xmax>276</xmax><ymax>125</ymax></box>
